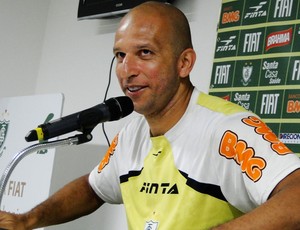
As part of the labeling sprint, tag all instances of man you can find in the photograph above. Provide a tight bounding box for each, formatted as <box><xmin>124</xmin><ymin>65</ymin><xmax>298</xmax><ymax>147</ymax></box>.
<box><xmin>1</xmin><ymin>1</ymin><xmax>300</xmax><ymax>229</ymax></box>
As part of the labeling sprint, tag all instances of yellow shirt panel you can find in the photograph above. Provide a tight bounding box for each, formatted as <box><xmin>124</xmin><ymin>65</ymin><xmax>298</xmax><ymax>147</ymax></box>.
<box><xmin>121</xmin><ymin>136</ymin><xmax>243</xmax><ymax>230</ymax></box>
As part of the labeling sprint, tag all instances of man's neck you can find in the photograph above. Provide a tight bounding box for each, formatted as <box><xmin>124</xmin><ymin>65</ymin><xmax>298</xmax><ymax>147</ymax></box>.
<box><xmin>146</xmin><ymin>84</ymin><xmax>194</xmax><ymax>137</ymax></box>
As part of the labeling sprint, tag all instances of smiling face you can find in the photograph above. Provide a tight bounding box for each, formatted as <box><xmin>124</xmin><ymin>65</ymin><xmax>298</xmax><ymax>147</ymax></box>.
<box><xmin>113</xmin><ymin>2</ymin><xmax>195</xmax><ymax>118</ymax></box>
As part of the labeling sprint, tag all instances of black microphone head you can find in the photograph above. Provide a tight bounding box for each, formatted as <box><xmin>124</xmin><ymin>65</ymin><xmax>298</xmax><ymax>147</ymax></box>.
<box><xmin>25</xmin><ymin>129</ymin><xmax>38</xmax><ymax>142</ymax></box>
<box><xmin>104</xmin><ymin>96</ymin><xmax>134</xmax><ymax>121</ymax></box>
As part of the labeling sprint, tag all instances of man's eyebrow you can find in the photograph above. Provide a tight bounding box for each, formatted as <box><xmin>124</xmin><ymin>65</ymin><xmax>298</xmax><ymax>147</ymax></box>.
<box><xmin>136</xmin><ymin>42</ymin><xmax>156</xmax><ymax>49</ymax></box>
<box><xmin>113</xmin><ymin>47</ymin><xmax>120</xmax><ymax>53</ymax></box>
<box><xmin>113</xmin><ymin>43</ymin><xmax>157</xmax><ymax>54</ymax></box>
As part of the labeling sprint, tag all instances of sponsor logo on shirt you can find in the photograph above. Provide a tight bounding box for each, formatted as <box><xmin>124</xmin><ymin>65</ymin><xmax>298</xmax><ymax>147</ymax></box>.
<box><xmin>140</xmin><ymin>182</ymin><xmax>179</xmax><ymax>194</ymax></box>
<box><xmin>219</xmin><ymin>116</ymin><xmax>292</xmax><ymax>182</ymax></box>
<box><xmin>219</xmin><ymin>130</ymin><xmax>266</xmax><ymax>182</ymax></box>
<box><xmin>242</xmin><ymin>116</ymin><xmax>292</xmax><ymax>155</ymax></box>
<box><xmin>98</xmin><ymin>134</ymin><xmax>119</xmax><ymax>173</ymax></box>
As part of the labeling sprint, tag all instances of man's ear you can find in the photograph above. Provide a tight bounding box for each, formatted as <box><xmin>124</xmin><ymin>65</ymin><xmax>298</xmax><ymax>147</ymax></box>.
<box><xmin>177</xmin><ymin>48</ymin><xmax>196</xmax><ymax>78</ymax></box>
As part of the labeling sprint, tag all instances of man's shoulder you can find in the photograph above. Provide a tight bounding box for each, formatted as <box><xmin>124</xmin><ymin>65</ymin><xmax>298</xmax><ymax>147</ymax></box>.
<box><xmin>195</xmin><ymin>92</ymin><xmax>248</xmax><ymax>116</ymax></box>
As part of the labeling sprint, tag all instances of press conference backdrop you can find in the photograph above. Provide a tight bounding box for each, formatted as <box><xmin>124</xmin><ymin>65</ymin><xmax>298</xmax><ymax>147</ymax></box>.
<box><xmin>0</xmin><ymin>93</ymin><xmax>64</xmax><ymax>229</ymax></box>
<box><xmin>0</xmin><ymin>94</ymin><xmax>127</xmax><ymax>230</ymax></box>
<box><xmin>209</xmin><ymin>0</ymin><xmax>300</xmax><ymax>154</ymax></box>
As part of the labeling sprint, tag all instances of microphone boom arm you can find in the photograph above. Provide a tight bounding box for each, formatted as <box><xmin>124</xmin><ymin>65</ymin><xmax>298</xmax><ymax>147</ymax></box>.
<box><xmin>0</xmin><ymin>133</ymin><xmax>92</xmax><ymax>208</ymax></box>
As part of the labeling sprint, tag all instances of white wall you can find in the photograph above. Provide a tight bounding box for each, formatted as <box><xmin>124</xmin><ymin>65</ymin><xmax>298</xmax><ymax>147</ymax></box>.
<box><xmin>0</xmin><ymin>0</ymin><xmax>222</xmax><ymax>229</ymax></box>
<box><xmin>35</xmin><ymin>0</ymin><xmax>222</xmax><ymax>146</ymax></box>
<box><xmin>0</xmin><ymin>0</ymin><xmax>50</xmax><ymax>97</ymax></box>
<box><xmin>0</xmin><ymin>0</ymin><xmax>221</xmax><ymax>145</ymax></box>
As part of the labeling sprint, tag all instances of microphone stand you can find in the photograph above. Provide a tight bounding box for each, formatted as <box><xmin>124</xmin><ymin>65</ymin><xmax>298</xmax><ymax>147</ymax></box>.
<box><xmin>0</xmin><ymin>133</ymin><xmax>93</xmax><ymax>208</ymax></box>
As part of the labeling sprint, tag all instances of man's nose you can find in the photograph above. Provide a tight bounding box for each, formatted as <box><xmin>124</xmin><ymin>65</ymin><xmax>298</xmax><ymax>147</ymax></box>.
<box><xmin>123</xmin><ymin>54</ymin><xmax>139</xmax><ymax>78</ymax></box>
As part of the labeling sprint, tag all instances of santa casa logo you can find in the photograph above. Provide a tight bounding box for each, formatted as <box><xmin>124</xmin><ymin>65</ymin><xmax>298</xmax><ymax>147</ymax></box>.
<box><xmin>244</xmin><ymin>1</ymin><xmax>267</xmax><ymax>19</ymax></box>
<box><xmin>0</xmin><ymin>110</ymin><xmax>9</xmax><ymax>158</ymax></box>
<box><xmin>266</xmin><ymin>27</ymin><xmax>292</xmax><ymax>51</ymax></box>
<box><xmin>262</xmin><ymin>60</ymin><xmax>281</xmax><ymax>84</ymax></box>
<box><xmin>233</xmin><ymin>92</ymin><xmax>251</xmax><ymax>110</ymax></box>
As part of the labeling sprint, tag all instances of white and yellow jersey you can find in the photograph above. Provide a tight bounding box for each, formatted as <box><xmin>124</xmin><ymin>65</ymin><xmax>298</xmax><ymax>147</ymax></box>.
<box><xmin>89</xmin><ymin>88</ymin><xmax>300</xmax><ymax>230</ymax></box>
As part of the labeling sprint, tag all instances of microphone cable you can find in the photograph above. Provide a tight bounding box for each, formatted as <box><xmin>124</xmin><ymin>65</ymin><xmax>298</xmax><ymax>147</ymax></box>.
<box><xmin>102</xmin><ymin>56</ymin><xmax>116</xmax><ymax>146</ymax></box>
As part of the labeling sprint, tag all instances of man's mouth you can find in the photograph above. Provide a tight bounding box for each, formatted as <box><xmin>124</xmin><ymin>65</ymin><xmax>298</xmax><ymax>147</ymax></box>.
<box><xmin>127</xmin><ymin>86</ymin><xmax>144</xmax><ymax>92</ymax></box>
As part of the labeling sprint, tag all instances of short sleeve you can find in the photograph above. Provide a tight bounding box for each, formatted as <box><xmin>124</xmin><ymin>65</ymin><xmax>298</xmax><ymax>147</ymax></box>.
<box><xmin>89</xmin><ymin>134</ymin><xmax>123</xmax><ymax>204</ymax></box>
<box><xmin>214</xmin><ymin>113</ymin><xmax>300</xmax><ymax>212</ymax></box>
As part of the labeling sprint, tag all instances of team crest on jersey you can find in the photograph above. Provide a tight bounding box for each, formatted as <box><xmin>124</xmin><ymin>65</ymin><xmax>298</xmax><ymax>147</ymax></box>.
<box><xmin>144</xmin><ymin>220</ymin><xmax>159</xmax><ymax>230</ymax></box>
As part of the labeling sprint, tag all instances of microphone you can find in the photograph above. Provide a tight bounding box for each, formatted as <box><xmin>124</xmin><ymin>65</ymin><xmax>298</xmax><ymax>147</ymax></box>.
<box><xmin>25</xmin><ymin>96</ymin><xmax>133</xmax><ymax>142</ymax></box>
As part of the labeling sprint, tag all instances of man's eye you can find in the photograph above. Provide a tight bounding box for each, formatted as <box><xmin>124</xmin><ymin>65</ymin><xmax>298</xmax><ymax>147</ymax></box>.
<box><xmin>141</xmin><ymin>49</ymin><xmax>152</xmax><ymax>56</ymax></box>
<box><xmin>115</xmin><ymin>52</ymin><xmax>126</xmax><ymax>59</ymax></box>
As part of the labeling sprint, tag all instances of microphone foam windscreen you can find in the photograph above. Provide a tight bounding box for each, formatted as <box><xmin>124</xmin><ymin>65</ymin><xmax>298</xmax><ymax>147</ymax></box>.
<box><xmin>105</xmin><ymin>96</ymin><xmax>134</xmax><ymax>121</ymax></box>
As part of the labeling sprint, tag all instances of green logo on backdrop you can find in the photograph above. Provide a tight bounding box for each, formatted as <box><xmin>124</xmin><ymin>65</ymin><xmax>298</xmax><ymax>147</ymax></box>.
<box><xmin>0</xmin><ymin>110</ymin><xmax>9</xmax><ymax>158</ymax></box>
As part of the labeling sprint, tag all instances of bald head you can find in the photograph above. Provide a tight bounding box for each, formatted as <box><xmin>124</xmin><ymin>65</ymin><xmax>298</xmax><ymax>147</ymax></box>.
<box><xmin>118</xmin><ymin>1</ymin><xmax>193</xmax><ymax>56</ymax></box>
<box><xmin>113</xmin><ymin>1</ymin><xmax>196</xmax><ymax>118</ymax></box>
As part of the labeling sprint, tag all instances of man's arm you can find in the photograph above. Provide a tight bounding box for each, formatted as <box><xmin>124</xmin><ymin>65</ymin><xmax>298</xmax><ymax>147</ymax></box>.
<box><xmin>0</xmin><ymin>174</ymin><xmax>104</xmax><ymax>230</ymax></box>
<box><xmin>213</xmin><ymin>168</ymin><xmax>300</xmax><ymax>229</ymax></box>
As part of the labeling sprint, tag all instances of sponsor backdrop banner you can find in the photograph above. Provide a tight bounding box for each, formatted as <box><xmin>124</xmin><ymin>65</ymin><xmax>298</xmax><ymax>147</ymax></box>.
<box><xmin>209</xmin><ymin>0</ymin><xmax>300</xmax><ymax>154</ymax></box>
<box><xmin>0</xmin><ymin>94</ymin><xmax>63</xmax><ymax>229</ymax></box>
